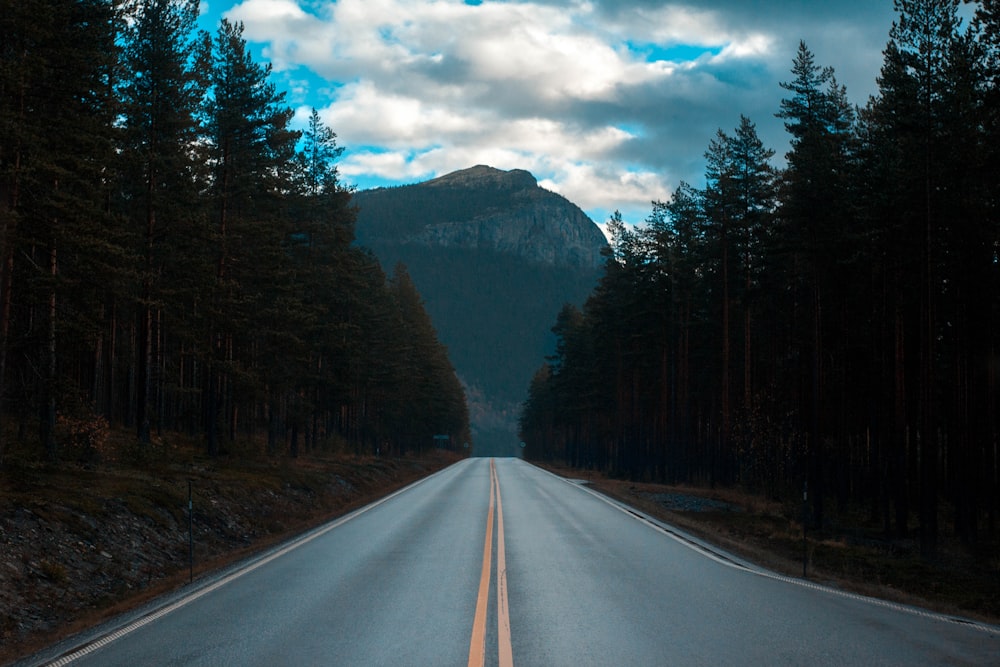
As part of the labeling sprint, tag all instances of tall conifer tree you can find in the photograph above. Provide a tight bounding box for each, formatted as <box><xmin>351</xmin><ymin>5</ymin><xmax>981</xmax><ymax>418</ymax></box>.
<box><xmin>202</xmin><ymin>18</ymin><xmax>297</xmax><ymax>455</ymax></box>
<box><xmin>120</xmin><ymin>0</ymin><xmax>207</xmax><ymax>443</ymax></box>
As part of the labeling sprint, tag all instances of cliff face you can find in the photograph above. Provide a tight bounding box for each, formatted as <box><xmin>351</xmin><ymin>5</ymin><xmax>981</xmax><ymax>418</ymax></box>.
<box><xmin>412</xmin><ymin>199</ymin><xmax>605</xmax><ymax>269</ymax></box>
<box><xmin>352</xmin><ymin>165</ymin><xmax>607</xmax><ymax>456</ymax></box>
<box><xmin>354</xmin><ymin>165</ymin><xmax>607</xmax><ymax>271</ymax></box>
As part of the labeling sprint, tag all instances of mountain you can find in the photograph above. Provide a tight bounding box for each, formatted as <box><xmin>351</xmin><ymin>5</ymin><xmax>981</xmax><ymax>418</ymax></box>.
<box><xmin>352</xmin><ymin>165</ymin><xmax>607</xmax><ymax>456</ymax></box>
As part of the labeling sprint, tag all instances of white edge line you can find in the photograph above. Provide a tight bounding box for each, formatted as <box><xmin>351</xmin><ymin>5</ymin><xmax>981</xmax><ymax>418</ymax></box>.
<box><xmin>524</xmin><ymin>461</ymin><xmax>1000</xmax><ymax>637</ymax></box>
<box><xmin>42</xmin><ymin>459</ymin><xmax>471</xmax><ymax>666</ymax></box>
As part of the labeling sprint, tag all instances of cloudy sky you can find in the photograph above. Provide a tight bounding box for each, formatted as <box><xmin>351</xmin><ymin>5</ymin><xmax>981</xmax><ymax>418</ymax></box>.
<box><xmin>197</xmin><ymin>0</ymin><xmax>909</xmax><ymax>226</ymax></box>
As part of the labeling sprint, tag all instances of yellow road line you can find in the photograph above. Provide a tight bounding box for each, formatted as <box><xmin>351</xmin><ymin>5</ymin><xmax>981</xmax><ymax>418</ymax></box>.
<box><xmin>467</xmin><ymin>458</ymin><xmax>515</xmax><ymax>667</ymax></box>
<box><xmin>494</xmin><ymin>460</ymin><xmax>514</xmax><ymax>667</ymax></box>
<box><xmin>467</xmin><ymin>459</ymin><xmax>496</xmax><ymax>667</ymax></box>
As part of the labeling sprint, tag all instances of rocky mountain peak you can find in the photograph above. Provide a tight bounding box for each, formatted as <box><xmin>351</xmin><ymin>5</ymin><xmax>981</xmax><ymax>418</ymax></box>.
<box><xmin>353</xmin><ymin>165</ymin><xmax>607</xmax><ymax>271</ymax></box>
<box><xmin>425</xmin><ymin>165</ymin><xmax>538</xmax><ymax>191</ymax></box>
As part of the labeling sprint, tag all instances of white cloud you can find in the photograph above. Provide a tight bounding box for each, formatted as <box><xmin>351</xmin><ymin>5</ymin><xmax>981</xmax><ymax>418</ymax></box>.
<box><xmin>716</xmin><ymin>33</ymin><xmax>774</xmax><ymax>59</ymax></box>
<box><xmin>322</xmin><ymin>81</ymin><xmax>483</xmax><ymax>145</ymax></box>
<box><xmin>540</xmin><ymin>163</ymin><xmax>670</xmax><ymax>217</ymax></box>
<box><xmin>603</xmin><ymin>4</ymin><xmax>728</xmax><ymax>46</ymax></box>
<box><xmin>217</xmin><ymin>0</ymin><xmax>899</xmax><ymax>222</ymax></box>
<box><xmin>339</xmin><ymin>150</ymin><xmax>429</xmax><ymax>182</ymax></box>
<box><xmin>234</xmin><ymin>0</ymin><xmax>306</xmax><ymax>23</ymax></box>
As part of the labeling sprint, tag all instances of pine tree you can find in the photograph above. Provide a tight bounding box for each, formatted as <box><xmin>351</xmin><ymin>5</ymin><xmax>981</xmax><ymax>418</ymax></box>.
<box><xmin>702</xmin><ymin>117</ymin><xmax>776</xmax><ymax>481</ymax></box>
<box><xmin>119</xmin><ymin>0</ymin><xmax>207</xmax><ymax>443</ymax></box>
<box><xmin>201</xmin><ymin>18</ymin><xmax>298</xmax><ymax>455</ymax></box>
<box><xmin>0</xmin><ymin>0</ymin><xmax>121</xmax><ymax>460</ymax></box>
<box><xmin>870</xmin><ymin>0</ymin><xmax>964</xmax><ymax>556</ymax></box>
<box><xmin>386</xmin><ymin>264</ymin><xmax>469</xmax><ymax>453</ymax></box>
<box><xmin>975</xmin><ymin>0</ymin><xmax>1000</xmax><ymax>541</ymax></box>
<box><xmin>776</xmin><ymin>42</ymin><xmax>859</xmax><ymax>528</ymax></box>
<box><xmin>645</xmin><ymin>182</ymin><xmax>707</xmax><ymax>482</ymax></box>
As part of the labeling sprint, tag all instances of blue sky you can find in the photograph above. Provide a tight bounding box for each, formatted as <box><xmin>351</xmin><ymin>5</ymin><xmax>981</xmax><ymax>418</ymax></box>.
<box><xmin>195</xmin><ymin>1</ymin><xmax>911</xmax><ymax>227</ymax></box>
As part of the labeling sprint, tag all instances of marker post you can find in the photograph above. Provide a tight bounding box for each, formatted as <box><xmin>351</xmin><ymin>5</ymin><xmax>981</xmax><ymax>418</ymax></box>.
<box><xmin>802</xmin><ymin>480</ymin><xmax>808</xmax><ymax>578</ymax></box>
<box><xmin>188</xmin><ymin>480</ymin><xmax>193</xmax><ymax>583</ymax></box>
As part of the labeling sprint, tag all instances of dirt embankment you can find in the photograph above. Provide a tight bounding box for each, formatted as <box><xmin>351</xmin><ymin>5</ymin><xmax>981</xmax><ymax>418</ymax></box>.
<box><xmin>0</xmin><ymin>449</ymin><xmax>459</xmax><ymax>664</ymax></box>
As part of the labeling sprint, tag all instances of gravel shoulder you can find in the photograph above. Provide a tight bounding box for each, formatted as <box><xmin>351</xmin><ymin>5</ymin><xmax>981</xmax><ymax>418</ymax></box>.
<box><xmin>543</xmin><ymin>463</ymin><xmax>1000</xmax><ymax>628</ymax></box>
<box><xmin>0</xmin><ymin>450</ymin><xmax>458</xmax><ymax>665</ymax></box>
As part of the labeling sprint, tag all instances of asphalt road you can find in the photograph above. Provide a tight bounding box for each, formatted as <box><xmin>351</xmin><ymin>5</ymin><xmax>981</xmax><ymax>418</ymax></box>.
<box><xmin>29</xmin><ymin>458</ymin><xmax>1000</xmax><ymax>666</ymax></box>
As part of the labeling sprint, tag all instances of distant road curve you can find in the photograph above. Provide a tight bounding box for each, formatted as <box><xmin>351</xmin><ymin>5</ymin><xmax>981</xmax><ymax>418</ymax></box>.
<box><xmin>25</xmin><ymin>458</ymin><xmax>999</xmax><ymax>666</ymax></box>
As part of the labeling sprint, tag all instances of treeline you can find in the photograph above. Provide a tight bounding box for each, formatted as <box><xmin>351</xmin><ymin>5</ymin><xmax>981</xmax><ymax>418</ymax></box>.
<box><xmin>354</xmin><ymin>184</ymin><xmax>538</xmax><ymax>240</ymax></box>
<box><xmin>520</xmin><ymin>0</ymin><xmax>1000</xmax><ymax>554</ymax></box>
<box><xmin>361</xmin><ymin>244</ymin><xmax>601</xmax><ymax>400</ymax></box>
<box><xmin>0</xmin><ymin>0</ymin><xmax>470</xmax><ymax>463</ymax></box>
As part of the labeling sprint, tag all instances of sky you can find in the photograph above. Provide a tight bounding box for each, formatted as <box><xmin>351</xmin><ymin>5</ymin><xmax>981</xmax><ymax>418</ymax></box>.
<box><xmin>195</xmin><ymin>0</ymin><xmax>910</xmax><ymax>227</ymax></box>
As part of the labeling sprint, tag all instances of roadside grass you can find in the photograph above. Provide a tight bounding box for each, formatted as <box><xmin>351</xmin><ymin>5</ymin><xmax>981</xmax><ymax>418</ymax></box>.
<box><xmin>0</xmin><ymin>431</ymin><xmax>460</xmax><ymax>664</ymax></box>
<box><xmin>545</xmin><ymin>464</ymin><xmax>1000</xmax><ymax>626</ymax></box>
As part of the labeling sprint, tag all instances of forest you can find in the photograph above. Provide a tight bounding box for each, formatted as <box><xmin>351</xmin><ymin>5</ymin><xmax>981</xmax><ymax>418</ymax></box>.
<box><xmin>354</xmin><ymin>175</ymin><xmax>604</xmax><ymax>455</ymax></box>
<box><xmin>0</xmin><ymin>0</ymin><xmax>470</xmax><ymax>464</ymax></box>
<box><xmin>519</xmin><ymin>0</ymin><xmax>1000</xmax><ymax>556</ymax></box>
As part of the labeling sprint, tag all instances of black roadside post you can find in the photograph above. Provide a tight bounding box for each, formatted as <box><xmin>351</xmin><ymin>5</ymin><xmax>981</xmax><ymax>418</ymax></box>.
<box><xmin>802</xmin><ymin>480</ymin><xmax>808</xmax><ymax>578</ymax></box>
<box><xmin>188</xmin><ymin>480</ymin><xmax>193</xmax><ymax>583</ymax></box>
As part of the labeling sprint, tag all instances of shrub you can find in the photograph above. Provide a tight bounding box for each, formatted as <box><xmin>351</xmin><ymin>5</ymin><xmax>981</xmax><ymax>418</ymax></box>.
<box><xmin>56</xmin><ymin>411</ymin><xmax>111</xmax><ymax>463</ymax></box>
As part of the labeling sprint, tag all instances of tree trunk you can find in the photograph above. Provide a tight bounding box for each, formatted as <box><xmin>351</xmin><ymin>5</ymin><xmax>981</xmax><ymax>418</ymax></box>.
<box><xmin>137</xmin><ymin>186</ymin><xmax>155</xmax><ymax>444</ymax></box>
<box><xmin>893</xmin><ymin>303</ymin><xmax>909</xmax><ymax>537</ymax></box>
<box><xmin>0</xmin><ymin>214</ymin><xmax>15</xmax><ymax>464</ymax></box>
<box><xmin>204</xmin><ymin>361</ymin><xmax>218</xmax><ymax>457</ymax></box>
<box><xmin>0</xmin><ymin>57</ymin><xmax>26</xmax><ymax>466</ymax></box>
<box><xmin>919</xmin><ymin>113</ymin><xmax>938</xmax><ymax>557</ymax></box>
<box><xmin>811</xmin><ymin>286</ymin><xmax>824</xmax><ymax>529</ymax></box>
<box><xmin>720</xmin><ymin>220</ymin><xmax>730</xmax><ymax>478</ymax></box>
<box><xmin>41</xmin><ymin>243</ymin><xmax>58</xmax><ymax>461</ymax></box>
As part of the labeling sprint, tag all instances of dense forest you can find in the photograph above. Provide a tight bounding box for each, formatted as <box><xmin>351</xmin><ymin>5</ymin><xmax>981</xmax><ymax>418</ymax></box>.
<box><xmin>364</xmin><ymin>243</ymin><xmax>599</xmax><ymax>455</ymax></box>
<box><xmin>354</xmin><ymin>172</ymin><xmax>604</xmax><ymax>455</ymax></box>
<box><xmin>520</xmin><ymin>0</ymin><xmax>1000</xmax><ymax>556</ymax></box>
<box><xmin>0</xmin><ymin>0</ymin><xmax>470</xmax><ymax>463</ymax></box>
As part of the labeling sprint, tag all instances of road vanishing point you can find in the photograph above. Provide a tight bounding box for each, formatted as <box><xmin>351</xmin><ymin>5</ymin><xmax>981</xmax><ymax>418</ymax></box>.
<box><xmin>24</xmin><ymin>458</ymin><xmax>1000</xmax><ymax>666</ymax></box>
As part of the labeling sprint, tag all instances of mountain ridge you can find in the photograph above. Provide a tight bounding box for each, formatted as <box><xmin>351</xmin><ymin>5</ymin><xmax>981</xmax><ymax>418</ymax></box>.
<box><xmin>424</xmin><ymin>164</ymin><xmax>538</xmax><ymax>190</ymax></box>
<box><xmin>352</xmin><ymin>165</ymin><xmax>607</xmax><ymax>456</ymax></box>
<box><xmin>354</xmin><ymin>165</ymin><xmax>607</xmax><ymax>271</ymax></box>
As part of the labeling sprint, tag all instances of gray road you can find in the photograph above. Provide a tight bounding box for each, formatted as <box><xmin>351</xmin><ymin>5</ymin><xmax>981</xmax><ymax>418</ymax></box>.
<box><xmin>31</xmin><ymin>458</ymin><xmax>1000</xmax><ymax>666</ymax></box>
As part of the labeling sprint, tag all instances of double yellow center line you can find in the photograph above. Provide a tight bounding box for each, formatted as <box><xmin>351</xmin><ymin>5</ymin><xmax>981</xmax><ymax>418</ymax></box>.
<box><xmin>468</xmin><ymin>459</ymin><xmax>514</xmax><ymax>667</ymax></box>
